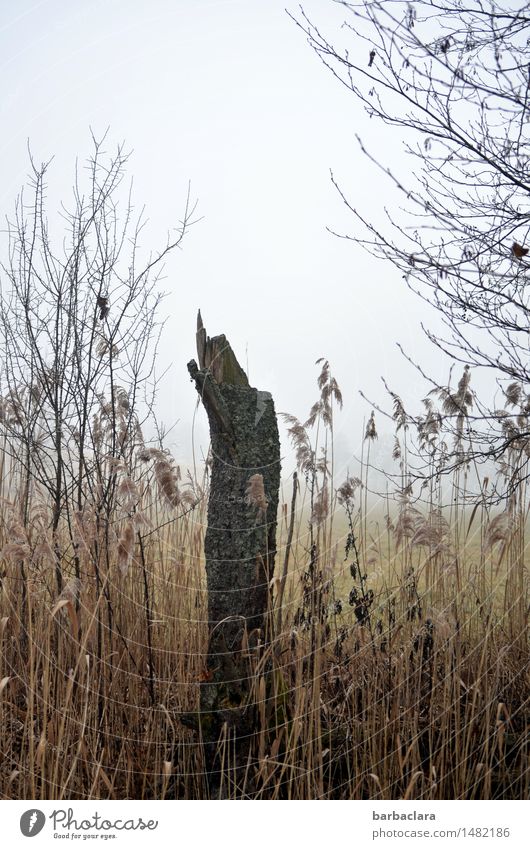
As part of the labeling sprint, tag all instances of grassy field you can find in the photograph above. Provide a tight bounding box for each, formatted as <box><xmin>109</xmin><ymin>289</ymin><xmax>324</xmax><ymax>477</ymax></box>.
<box><xmin>0</xmin><ymin>367</ymin><xmax>528</xmax><ymax>800</ymax></box>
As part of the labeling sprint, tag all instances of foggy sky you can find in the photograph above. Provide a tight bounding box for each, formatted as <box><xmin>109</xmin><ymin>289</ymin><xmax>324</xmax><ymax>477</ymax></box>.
<box><xmin>0</xmin><ymin>0</ymin><xmax>472</xmax><ymax>483</ymax></box>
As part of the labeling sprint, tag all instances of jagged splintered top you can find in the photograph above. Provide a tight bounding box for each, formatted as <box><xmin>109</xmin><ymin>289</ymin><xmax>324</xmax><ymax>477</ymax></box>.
<box><xmin>196</xmin><ymin>310</ymin><xmax>249</xmax><ymax>387</ymax></box>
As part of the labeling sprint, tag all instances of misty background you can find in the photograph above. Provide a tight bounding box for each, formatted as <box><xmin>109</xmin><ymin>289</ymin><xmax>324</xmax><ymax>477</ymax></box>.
<box><xmin>0</xmin><ymin>0</ymin><xmax>485</xmax><ymax>487</ymax></box>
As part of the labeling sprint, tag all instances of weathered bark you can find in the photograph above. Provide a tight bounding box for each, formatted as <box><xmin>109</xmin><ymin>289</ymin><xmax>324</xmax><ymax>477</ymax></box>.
<box><xmin>186</xmin><ymin>312</ymin><xmax>281</xmax><ymax>795</ymax></box>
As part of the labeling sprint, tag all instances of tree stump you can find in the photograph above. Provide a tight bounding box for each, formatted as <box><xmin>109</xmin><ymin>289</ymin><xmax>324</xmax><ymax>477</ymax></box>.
<box><xmin>187</xmin><ymin>312</ymin><xmax>281</xmax><ymax>796</ymax></box>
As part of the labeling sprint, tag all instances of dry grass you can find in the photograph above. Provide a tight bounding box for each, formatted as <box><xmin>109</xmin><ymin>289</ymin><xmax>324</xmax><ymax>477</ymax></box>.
<box><xmin>0</xmin><ymin>369</ymin><xmax>528</xmax><ymax>801</ymax></box>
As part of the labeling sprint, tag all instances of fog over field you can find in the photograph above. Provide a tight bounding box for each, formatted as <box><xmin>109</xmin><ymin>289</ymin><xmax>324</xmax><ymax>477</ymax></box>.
<box><xmin>0</xmin><ymin>1</ymin><xmax>527</xmax><ymax>807</ymax></box>
<box><xmin>0</xmin><ymin>0</ymin><xmax>473</xmax><ymax>481</ymax></box>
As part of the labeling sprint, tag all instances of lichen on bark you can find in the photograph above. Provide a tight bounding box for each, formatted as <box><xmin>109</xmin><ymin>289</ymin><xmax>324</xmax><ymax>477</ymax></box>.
<box><xmin>186</xmin><ymin>313</ymin><xmax>281</xmax><ymax>792</ymax></box>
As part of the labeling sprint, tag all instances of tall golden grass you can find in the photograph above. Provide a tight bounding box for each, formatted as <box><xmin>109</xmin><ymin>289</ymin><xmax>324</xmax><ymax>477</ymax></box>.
<box><xmin>0</xmin><ymin>365</ymin><xmax>527</xmax><ymax>800</ymax></box>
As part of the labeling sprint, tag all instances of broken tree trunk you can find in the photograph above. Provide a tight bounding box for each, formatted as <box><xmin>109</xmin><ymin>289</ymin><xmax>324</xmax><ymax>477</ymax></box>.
<box><xmin>187</xmin><ymin>312</ymin><xmax>281</xmax><ymax>795</ymax></box>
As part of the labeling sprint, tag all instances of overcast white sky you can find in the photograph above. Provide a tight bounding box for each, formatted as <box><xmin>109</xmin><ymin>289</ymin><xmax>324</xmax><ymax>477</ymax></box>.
<box><xmin>0</xmin><ymin>0</ymin><xmax>466</xmax><ymax>479</ymax></box>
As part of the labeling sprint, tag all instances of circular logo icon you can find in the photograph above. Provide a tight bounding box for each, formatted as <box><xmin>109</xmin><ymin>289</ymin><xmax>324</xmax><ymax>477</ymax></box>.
<box><xmin>20</xmin><ymin>810</ymin><xmax>46</xmax><ymax>837</ymax></box>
